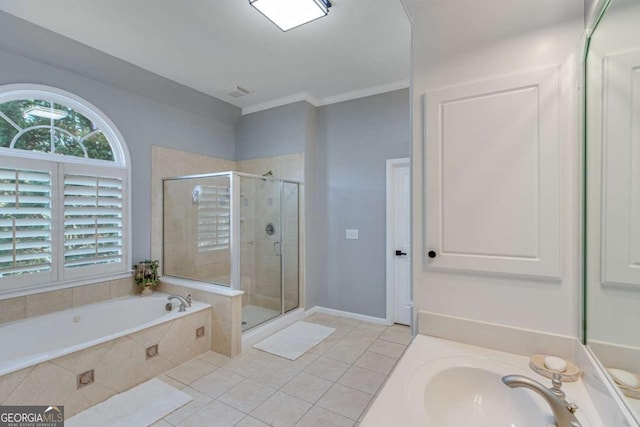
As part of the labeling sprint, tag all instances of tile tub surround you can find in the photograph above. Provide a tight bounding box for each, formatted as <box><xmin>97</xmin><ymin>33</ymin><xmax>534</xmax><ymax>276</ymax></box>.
<box><xmin>157</xmin><ymin>279</ymin><xmax>243</xmax><ymax>357</ymax></box>
<box><xmin>361</xmin><ymin>335</ymin><xmax>605</xmax><ymax>427</ymax></box>
<box><xmin>0</xmin><ymin>304</ymin><xmax>211</xmax><ymax>418</ymax></box>
<box><xmin>154</xmin><ymin>313</ymin><xmax>409</xmax><ymax>426</ymax></box>
<box><xmin>0</xmin><ymin>276</ymin><xmax>137</xmax><ymax>326</ymax></box>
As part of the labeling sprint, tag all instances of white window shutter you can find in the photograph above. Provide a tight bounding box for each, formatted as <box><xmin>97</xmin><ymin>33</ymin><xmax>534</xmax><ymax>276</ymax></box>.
<box><xmin>0</xmin><ymin>157</ymin><xmax>56</xmax><ymax>290</ymax></box>
<box><xmin>62</xmin><ymin>164</ymin><xmax>127</xmax><ymax>279</ymax></box>
<box><xmin>0</xmin><ymin>167</ymin><xmax>52</xmax><ymax>276</ymax></box>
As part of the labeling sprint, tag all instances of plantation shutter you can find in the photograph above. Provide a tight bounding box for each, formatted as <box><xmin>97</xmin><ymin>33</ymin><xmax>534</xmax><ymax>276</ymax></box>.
<box><xmin>0</xmin><ymin>165</ymin><xmax>52</xmax><ymax>278</ymax></box>
<box><xmin>197</xmin><ymin>185</ymin><xmax>230</xmax><ymax>251</ymax></box>
<box><xmin>63</xmin><ymin>168</ymin><xmax>124</xmax><ymax>270</ymax></box>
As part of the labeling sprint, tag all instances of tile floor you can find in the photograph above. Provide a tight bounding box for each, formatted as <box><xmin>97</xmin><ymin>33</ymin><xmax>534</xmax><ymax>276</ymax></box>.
<box><xmin>153</xmin><ymin>313</ymin><xmax>411</xmax><ymax>427</ymax></box>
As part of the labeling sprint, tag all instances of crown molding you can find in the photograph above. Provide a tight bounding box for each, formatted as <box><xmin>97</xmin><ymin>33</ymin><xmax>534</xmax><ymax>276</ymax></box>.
<box><xmin>241</xmin><ymin>79</ymin><xmax>410</xmax><ymax>115</ymax></box>
<box><xmin>317</xmin><ymin>79</ymin><xmax>409</xmax><ymax>107</ymax></box>
<box><xmin>241</xmin><ymin>92</ymin><xmax>320</xmax><ymax>115</ymax></box>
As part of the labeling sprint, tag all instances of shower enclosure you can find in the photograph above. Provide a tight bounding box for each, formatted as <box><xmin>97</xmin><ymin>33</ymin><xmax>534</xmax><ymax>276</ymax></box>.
<box><xmin>163</xmin><ymin>172</ymin><xmax>300</xmax><ymax>331</ymax></box>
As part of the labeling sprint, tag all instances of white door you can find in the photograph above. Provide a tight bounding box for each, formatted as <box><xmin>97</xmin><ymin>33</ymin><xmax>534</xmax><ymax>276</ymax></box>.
<box><xmin>424</xmin><ymin>67</ymin><xmax>561</xmax><ymax>279</ymax></box>
<box><xmin>387</xmin><ymin>159</ymin><xmax>411</xmax><ymax>325</ymax></box>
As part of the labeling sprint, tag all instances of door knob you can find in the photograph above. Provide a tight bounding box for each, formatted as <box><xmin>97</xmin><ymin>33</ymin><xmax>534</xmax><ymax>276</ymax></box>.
<box><xmin>395</xmin><ymin>250</ymin><xmax>407</xmax><ymax>256</ymax></box>
<box><xmin>428</xmin><ymin>250</ymin><xmax>437</xmax><ymax>259</ymax></box>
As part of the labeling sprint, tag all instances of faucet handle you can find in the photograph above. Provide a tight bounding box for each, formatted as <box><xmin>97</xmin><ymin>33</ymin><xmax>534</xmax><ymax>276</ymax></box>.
<box><xmin>566</xmin><ymin>400</ymin><xmax>579</xmax><ymax>413</ymax></box>
<box><xmin>550</xmin><ymin>373</ymin><xmax>566</xmax><ymax>399</ymax></box>
<box><xmin>551</xmin><ymin>373</ymin><xmax>579</xmax><ymax>414</ymax></box>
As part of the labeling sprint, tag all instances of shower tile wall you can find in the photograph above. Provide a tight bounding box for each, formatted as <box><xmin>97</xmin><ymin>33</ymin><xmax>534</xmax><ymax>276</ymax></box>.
<box><xmin>237</xmin><ymin>153</ymin><xmax>305</xmax><ymax>312</ymax></box>
<box><xmin>151</xmin><ymin>146</ymin><xmax>235</xmax><ymax>271</ymax></box>
<box><xmin>163</xmin><ymin>178</ymin><xmax>231</xmax><ymax>285</ymax></box>
<box><xmin>151</xmin><ymin>147</ymin><xmax>304</xmax><ymax>314</ymax></box>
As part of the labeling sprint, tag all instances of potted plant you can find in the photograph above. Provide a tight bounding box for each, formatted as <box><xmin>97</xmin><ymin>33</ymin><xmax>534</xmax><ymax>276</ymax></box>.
<box><xmin>134</xmin><ymin>259</ymin><xmax>159</xmax><ymax>296</ymax></box>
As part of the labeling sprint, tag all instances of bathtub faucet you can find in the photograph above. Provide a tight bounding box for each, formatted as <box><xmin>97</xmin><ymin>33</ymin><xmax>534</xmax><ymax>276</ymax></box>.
<box><xmin>167</xmin><ymin>295</ymin><xmax>190</xmax><ymax>312</ymax></box>
<box><xmin>502</xmin><ymin>374</ymin><xmax>581</xmax><ymax>427</ymax></box>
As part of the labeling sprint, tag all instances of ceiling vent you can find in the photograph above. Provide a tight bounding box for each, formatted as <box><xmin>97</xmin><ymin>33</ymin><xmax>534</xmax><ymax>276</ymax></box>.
<box><xmin>225</xmin><ymin>85</ymin><xmax>251</xmax><ymax>98</ymax></box>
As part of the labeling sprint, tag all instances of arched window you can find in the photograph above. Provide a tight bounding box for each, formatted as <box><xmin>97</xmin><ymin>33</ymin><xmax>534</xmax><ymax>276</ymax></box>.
<box><xmin>0</xmin><ymin>84</ymin><xmax>130</xmax><ymax>293</ymax></box>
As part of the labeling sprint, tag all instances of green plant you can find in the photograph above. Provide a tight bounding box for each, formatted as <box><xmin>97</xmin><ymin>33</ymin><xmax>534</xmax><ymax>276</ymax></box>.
<box><xmin>134</xmin><ymin>259</ymin><xmax>159</xmax><ymax>287</ymax></box>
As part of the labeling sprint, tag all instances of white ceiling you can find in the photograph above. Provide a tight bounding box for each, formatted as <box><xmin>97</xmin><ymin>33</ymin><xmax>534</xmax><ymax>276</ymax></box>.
<box><xmin>0</xmin><ymin>0</ymin><xmax>411</xmax><ymax>113</ymax></box>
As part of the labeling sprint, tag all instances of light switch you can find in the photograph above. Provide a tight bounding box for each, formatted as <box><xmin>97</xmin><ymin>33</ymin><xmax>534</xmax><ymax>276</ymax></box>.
<box><xmin>346</xmin><ymin>229</ymin><xmax>359</xmax><ymax>240</ymax></box>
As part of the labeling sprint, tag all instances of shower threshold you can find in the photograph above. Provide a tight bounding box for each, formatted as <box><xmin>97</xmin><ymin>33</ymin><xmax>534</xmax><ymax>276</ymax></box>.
<box><xmin>242</xmin><ymin>304</ymin><xmax>280</xmax><ymax>331</ymax></box>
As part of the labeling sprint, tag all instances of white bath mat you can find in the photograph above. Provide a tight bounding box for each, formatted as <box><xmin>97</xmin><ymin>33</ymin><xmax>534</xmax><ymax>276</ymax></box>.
<box><xmin>253</xmin><ymin>321</ymin><xmax>335</xmax><ymax>360</ymax></box>
<box><xmin>67</xmin><ymin>378</ymin><xmax>192</xmax><ymax>427</ymax></box>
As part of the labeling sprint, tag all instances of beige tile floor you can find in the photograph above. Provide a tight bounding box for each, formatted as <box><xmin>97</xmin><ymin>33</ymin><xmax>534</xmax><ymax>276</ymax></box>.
<box><xmin>153</xmin><ymin>313</ymin><xmax>411</xmax><ymax>427</ymax></box>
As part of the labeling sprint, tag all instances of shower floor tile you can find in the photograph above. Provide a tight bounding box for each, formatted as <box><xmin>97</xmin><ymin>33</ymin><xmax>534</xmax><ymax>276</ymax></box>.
<box><xmin>242</xmin><ymin>305</ymin><xmax>280</xmax><ymax>331</ymax></box>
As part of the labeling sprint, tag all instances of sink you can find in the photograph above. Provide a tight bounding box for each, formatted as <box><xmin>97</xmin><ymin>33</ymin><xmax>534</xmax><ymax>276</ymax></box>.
<box><xmin>407</xmin><ymin>357</ymin><xmax>568</xmax><ymax>427</ymax></box>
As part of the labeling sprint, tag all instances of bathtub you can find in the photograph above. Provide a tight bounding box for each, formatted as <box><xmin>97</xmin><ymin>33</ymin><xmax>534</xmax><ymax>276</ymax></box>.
<box><xmin>0</xmin><ymin>293</ymin><xmax>209</xmax><ymax>377</ymax></box>
<box><xmin>0</xmin><ymin>292</ymin><xmax>212</xmax><ymax>417</ymax></box>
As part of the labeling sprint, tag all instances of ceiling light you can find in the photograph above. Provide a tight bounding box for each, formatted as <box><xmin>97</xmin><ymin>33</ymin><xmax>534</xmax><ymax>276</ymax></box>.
<box><xmin>24</xmin><ymin>106</ymin><xmax>68</xmax><ymax>120</ymax></box>
<box><xmin>250</xmin><ymin>0</ymin><xmax>332</xmax><ymax>32</ymax></box>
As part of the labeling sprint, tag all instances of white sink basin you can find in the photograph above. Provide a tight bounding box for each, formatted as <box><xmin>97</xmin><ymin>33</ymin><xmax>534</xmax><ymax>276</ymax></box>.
<box><xmin>407</xmin><ymin>357</ymin><xmax>565</xmax><ymax>427</ymax></box>
<box><xmin>362</xmin><ymin>336</ymin><xmax>603</xmax><ymax>427</ymax></box>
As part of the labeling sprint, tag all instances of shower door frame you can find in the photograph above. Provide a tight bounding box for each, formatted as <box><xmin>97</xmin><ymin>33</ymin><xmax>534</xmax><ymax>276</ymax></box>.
<box><xmin>162</xmin><ymin>171</ymin><xmax>301</xmax><ymax>320</ymax></box>
<box><xmin>234</xmin><ymin>172</ymin><xmax>302</xmax><ymax>324</ymax></box>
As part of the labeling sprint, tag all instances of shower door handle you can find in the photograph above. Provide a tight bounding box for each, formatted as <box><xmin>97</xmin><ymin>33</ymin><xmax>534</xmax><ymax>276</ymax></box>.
<box><xmin>274</xmin><ymin>241</ymin><xmax>282</xmax><ymax>256</ymax></box>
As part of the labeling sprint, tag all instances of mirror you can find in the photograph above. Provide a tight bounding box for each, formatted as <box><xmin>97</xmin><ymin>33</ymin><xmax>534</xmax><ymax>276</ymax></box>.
<box><xmin>586</xmin><ymin>0</ymin><xmax>640</xmax><ymax>420</ymax></box>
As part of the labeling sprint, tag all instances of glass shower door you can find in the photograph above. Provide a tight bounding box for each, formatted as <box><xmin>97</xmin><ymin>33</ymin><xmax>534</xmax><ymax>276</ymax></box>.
<box><xmin>239</xmin><ymin>176</ymin><xmax>282</xmax><ymax>331</ymax></box>
<box><xmin>163</xmin><ymin>175</ymin><xmax>231</xmax><ymax>286</ymax></box>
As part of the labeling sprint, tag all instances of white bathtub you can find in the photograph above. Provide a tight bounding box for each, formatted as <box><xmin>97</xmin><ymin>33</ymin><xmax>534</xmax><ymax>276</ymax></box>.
<box><xmin>0</xmin><ymin>293</ymin><xmax>209</xmax><ymax>377</ymax></box>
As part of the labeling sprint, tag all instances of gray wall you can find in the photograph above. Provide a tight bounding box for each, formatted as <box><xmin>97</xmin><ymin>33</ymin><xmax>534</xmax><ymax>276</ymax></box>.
<box><xmin>235</xmin><ymin>90</ymin><xmax>410</xmax><ymax>318</ymax></box>
<box><xmin>0</xmin><ymin>12</ymin><xmax>241</xmax><ymax>263</ymax></box>
<box><xmin>235</xmin><ymin>101</ymin><xmax>308</xmax><ymax>160</ymax></box>
<box><xmin>304</xmin><ymin>102</ymin><xmax>322</xmax><ymax>310</ymax></box>
<box><xmin>1</xmin><ymin>11</ymin><xmax>411</xmax><ymax>319</ymax></box>
<box><xmin>311</xmin><ymin>89</ymin><xmax>410</xmax><ymax>318</ymax></box>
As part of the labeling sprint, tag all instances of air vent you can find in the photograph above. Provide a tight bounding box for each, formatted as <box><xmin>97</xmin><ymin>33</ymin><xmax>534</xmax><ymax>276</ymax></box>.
<box><xmin>225</xmin><ymin>85</ymin><xmax>250</xmax><ymax>98</ymax></box>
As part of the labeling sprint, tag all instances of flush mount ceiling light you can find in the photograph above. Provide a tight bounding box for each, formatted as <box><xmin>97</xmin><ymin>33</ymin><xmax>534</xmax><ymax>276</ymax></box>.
<box><xmin>249</xmin><ymin>0</ymin><xmax>332</xmax><ymax>32</ymax></box>
<box><xmin>24</xmin><ymin>106</ymin><xmax>68</xmax><ymax>120</ymax></box>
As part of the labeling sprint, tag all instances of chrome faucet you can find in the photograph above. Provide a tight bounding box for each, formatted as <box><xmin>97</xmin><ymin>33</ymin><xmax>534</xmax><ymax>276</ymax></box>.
<box><xmin>167</xmin><ymin>295</ymin><xmax>190</xmax><ymax>312</ymax></box>
<box><xmin>502</xmin><ymin>374</ymin><xmax>581</xmax><ymax>427</ymax></box>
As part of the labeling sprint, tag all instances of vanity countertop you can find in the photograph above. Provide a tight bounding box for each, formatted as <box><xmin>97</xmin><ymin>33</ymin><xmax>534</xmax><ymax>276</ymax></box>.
<box><xmin>361</xmin><ymin>334</ymin><xmax>605</xmax><ymax>427</ymax></box>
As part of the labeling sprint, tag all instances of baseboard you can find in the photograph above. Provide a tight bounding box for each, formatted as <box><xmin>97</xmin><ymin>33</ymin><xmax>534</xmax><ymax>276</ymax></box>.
<box><xmin>418</xmin><ymin>310</ymin><xmax>577</xmax><ymax>360</ymax></box>
<box><xmin>307</xmin><ymin>306</ymin><xmax>393</xmax><ymax>326</ymax></box>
